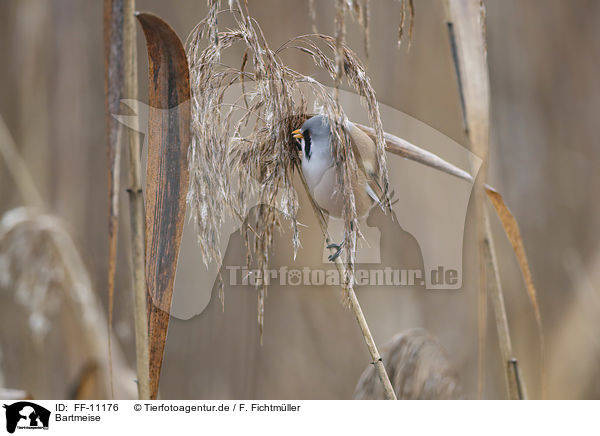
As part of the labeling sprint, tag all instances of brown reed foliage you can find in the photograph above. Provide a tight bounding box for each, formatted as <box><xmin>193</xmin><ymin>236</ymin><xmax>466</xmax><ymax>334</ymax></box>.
<box><xmin>187</xmin><ymin>1</ymin><xmax>391</xmax><ymax>334</ymax></box>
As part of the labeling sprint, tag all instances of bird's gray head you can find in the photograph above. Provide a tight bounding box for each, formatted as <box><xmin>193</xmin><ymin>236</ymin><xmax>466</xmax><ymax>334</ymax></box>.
<box><xmin>292</xmin><ymin>115</ymin><xmax>330</xmax><ymax>161</ymax></box>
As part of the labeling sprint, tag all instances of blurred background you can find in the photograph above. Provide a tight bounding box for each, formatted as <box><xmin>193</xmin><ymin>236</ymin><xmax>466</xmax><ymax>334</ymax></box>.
<box><xmin>0</xmin><ymin>0</ymin><xmax>599</xmax><ymax>400</ymax></box>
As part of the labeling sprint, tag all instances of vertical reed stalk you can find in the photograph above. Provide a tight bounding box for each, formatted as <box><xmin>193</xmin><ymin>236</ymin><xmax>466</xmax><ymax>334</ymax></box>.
<box><xmin>443</xmin><ymin>0</ymin><xmax>524</xmax><ymax>399</ymax></box>
<box><xmin>123</xmin><ymin>0</ymin><xmax>150</xmax><ymax>400</ymax></box>
<box><xmin>483</xmin><ymin>210</ymin><xmax>527</xmax><ymax>399</ymax></box>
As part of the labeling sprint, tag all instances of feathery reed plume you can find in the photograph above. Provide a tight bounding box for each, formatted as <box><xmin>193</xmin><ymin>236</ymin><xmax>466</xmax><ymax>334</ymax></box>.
<box><xmin>353</xmin><ymin>329</ymin><xmax>462</xmax><ymax>400</ymax></box>
<box><xmin>187</xmin><ymin>3</ymin><xmax>390</xmax><ymax>335</ymax></box>
<box><xmin>0</xmin><ymin>210</ymin><xmax>66</xmax><ymax>341</ymax></box>
<box><xmin>0</xmin><ymin>208</ymin><xmax>136</xmax><ymax>399</ymax></box>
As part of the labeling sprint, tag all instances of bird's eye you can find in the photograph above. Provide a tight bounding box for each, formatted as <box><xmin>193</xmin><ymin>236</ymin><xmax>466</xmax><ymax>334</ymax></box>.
<box><xmin>304</xmin><ymin>130</ymin><xmax>312</xmax><ymax>159</ymax></box>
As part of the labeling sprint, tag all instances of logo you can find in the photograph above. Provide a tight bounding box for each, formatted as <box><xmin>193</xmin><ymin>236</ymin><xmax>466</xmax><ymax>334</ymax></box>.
<box><xmin>2</xmin><ymin>402</ymin><xmax>50</xmax><ymax>433</ymax></box>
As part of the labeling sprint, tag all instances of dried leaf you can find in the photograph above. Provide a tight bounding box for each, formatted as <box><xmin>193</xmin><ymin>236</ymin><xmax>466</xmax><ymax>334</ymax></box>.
<box><xmin>485</xmin><ymin>185</ymin><xmax>545</xmax><ymax>396</ymax></box>
<box><xmin>137</xmin><ymin>12</ymin><xmax>191</xmax><ymax>400</ymax></box>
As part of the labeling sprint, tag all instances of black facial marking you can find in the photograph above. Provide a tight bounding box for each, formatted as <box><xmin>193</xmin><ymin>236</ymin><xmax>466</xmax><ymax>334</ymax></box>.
<box><xmin>304</xmin><ymin>130</ymin><xmax>312</xmax><ymax>160</ymax></box>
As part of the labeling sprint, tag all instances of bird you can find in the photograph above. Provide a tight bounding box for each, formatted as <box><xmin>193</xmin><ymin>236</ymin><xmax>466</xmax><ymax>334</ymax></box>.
<box><xmin>292</xmin><ymin>114</ymin><xmax>474</xmax><ymax>261</ymax></box>
<box><xmin>292</xmin><ymin>115</ymin><xmax>386</xmax><ymax>260</ymax></box>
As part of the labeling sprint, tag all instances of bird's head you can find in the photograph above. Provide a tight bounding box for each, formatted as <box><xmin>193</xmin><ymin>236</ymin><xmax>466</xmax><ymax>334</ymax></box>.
<box><xmin>292</xmin><ymin>115</ymin><xmax>330</xmax><ymax>161</ymax></box>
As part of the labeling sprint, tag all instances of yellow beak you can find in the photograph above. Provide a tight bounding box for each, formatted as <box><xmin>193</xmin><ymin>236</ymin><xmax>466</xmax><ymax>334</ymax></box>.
<box><xmin>292</xmin><ymin>129</ymin><xmax>303</xmax><ymax>139</ymax></box>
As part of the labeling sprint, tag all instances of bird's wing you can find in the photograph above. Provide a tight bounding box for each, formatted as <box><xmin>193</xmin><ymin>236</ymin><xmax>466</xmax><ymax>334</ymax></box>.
<box><xmin>347</xmin><ymin>121</ymin><xmax>379</xmax><ymax>179</ymax></box>
<box><xmin>347</xmin><ymin>121</ymin><xmax>387</xmax><ymax>207</ymax></box>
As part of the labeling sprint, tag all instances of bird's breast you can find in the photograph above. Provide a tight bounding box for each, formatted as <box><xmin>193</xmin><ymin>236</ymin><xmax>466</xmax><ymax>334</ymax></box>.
<box><xmin>302</xmin><ymin>158</ymin><xmax>374</xmax><ymax>219</ymax></box>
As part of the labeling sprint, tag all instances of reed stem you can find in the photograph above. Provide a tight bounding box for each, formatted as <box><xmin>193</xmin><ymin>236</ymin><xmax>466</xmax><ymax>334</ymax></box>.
<box><xmin>443</xmin><ymin>0</ymin><xmax>526</xmax><ymax>399</ymax></box>
<box><xmin>123</xmin><ymin>0</ymin><xmax>150</xmax><ymax>400</ymax></box>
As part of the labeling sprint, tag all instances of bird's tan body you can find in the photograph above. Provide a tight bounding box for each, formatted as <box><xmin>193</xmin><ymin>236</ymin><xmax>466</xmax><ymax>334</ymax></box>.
<box><xmin>295</xmin><ymin>114</ymin><xmax>474</xmax><ymax>223</ymax></box>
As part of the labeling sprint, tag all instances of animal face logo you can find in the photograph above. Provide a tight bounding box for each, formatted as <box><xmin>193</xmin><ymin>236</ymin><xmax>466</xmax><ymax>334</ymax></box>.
<box><xmin>2</xmin><ymin>402</ymin><xmax>50</xmax><ymax>433</ymax></box>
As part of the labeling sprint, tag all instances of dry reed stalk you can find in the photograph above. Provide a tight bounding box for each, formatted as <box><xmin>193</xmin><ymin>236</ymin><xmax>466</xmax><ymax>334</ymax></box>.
<box><xmin>442</xmin><ymin>0</ymin><xmax>490</xmax><ymax>399</ymax></box>
<box><xmin>308</xmin><ymin>0</ymin><xmax>318</xmax><ymax>34</ymax></box>
<box><xmin>0</xmin><ymin>117</ymin><xmax>43</xmax><ymax>209</ymax></box>
<box><xmin>334</xmin><ymin>0</ymin><xmax>346</xmax><ymax>97</ymax></box>
<box><xmin>444</xmin><ymin>0</ymin><xmax>543</xmax><ymax>399</ymax></box>
<box><xmin>396</xmin><ymin>0</ymin><xmax>415</xmax><ymax>47</ymax></box>
<box><xmin>123</xmin><ymin>0</ymin><xmax>150</xmax><ymax>400</ymax></box>
<box><xmin>103</xmin><ymin>0</ymin><xmax>125</xmax><ymax>399</ymax></box>
<box><xmin>482</xmin><ymin>210</ymin><xmax>526</xmax><ymax>399</ymax></box>
<box><xmin>363</xmin><ymin>0</ymin><xmax>370</xmax><ymax>56</ymax></box>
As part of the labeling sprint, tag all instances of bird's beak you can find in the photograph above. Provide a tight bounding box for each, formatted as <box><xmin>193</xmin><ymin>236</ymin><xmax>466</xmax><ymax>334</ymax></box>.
<box><xmin>292</xmin><ymin>129</ymin><xmax>303</xmax><ymax>140</ymax></box>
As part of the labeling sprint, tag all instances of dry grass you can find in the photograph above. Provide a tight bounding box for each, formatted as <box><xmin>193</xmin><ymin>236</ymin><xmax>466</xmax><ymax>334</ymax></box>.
<box><xmin>187</xmin><ymin>1</ymin><xmax>391</xmax><ymax>334</ymax></box>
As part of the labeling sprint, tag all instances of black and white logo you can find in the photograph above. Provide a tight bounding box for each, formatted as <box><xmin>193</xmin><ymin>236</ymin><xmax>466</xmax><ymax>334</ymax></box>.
<box><xmin>2</xmin><ymin>402</ymin><xmax>50</xmax><ymax>433</ymax></box>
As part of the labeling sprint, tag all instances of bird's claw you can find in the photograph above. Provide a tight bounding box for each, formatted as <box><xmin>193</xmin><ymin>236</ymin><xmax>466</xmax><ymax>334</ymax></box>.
<box><xmin>327</xmin><ymin>242</ymin><xmax>344</xmax><ymax>262</ymax></box>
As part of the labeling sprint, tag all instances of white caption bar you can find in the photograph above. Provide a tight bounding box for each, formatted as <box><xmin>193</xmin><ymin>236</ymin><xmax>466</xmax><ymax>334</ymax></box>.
<box><xmin>1</xmin><ymin>400</ymin><xmax>597</xmax><ymax>435</ymax></box>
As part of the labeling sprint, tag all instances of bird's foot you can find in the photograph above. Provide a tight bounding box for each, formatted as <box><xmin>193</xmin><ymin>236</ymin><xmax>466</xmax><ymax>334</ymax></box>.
<box><xmin>327</xmin><ymin>241</ymin><xmax>344</xmax><ymax>262</ymax></box>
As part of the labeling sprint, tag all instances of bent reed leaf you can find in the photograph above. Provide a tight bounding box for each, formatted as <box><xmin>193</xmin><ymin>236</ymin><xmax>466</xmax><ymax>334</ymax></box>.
<box><xmin>137</xmin><ymin>12</ymin><xmax>191</xmax><ymax>400</ymax></box>
<box><xmin>485</xmin><ymin>185</ymin><xmax>545</xmax><ymax>396</ymax></box>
